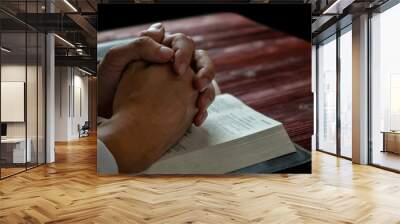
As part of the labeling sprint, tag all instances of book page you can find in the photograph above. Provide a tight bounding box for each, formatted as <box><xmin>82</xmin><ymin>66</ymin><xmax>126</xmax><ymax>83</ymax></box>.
<box><xmin>165</xmin><ymin>94</ymin><xmax>281</xmax><ymax>157</ymax></box>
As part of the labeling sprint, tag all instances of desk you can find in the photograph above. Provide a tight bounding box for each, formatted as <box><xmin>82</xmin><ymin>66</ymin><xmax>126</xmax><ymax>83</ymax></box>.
<box><xmin>1</xmin><ymin>138</ymin><xmax>31</xmax><ymax>164</ymax></box>
<box><xmin>98</xmin><ymin>13</ymin><xmax>313</xmax><ymax>150</ymax></box>
<box><xmin>382</xmin><ymin>131</ymin><xmax>400</xmax><ymax>154</ymax></box>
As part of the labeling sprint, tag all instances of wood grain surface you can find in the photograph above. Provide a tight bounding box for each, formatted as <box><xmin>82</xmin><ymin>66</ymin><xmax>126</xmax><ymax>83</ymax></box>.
<box><xmin>1</xmin><ymin>135</ymin><xmax>400</xmax><ymax>223</ymax></box>
<box><xmin>98</xmin><ymin>13</ymin><xmax>313</xmax><ymax>150</ymax></box>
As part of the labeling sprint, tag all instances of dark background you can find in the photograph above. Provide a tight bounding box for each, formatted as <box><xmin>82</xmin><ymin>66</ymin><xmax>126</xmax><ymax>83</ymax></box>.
<box><xmin>98</xmin><ymin>4</ymin><xmax>311</xmax><ymax>42</ymax></box>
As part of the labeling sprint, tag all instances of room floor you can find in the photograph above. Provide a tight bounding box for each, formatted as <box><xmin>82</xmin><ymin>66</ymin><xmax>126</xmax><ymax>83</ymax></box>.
<box><xmin>0</xmin><ymin>167</ymin><xmax>25</xmax><ymax>178</ymax></box>
<box><xmin>0</xmin><ymin>135</ymin><xmax>399</xmax><ymax>223</ymax></box>
<box><xmin>1</xmin><ymin>163</ymin><xmax>43</xmax><ymax>178</ymax></box>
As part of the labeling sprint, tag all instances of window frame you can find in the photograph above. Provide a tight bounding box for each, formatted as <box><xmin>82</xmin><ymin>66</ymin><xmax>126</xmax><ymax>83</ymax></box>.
<box><xmin>315</xmin><ymin>22</ymin><xmax>353</xmax><ymax>161</ymax></box>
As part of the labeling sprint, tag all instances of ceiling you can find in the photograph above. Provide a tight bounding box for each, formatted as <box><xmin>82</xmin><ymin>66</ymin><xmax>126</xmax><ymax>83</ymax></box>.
<box><xmin>0</xmin><ymin>0</ymin><xmax>99</xmax><ymax>73</ymax></box>
<box><xmin>1</xmin><ymin>0</ymin><xmax>393</xmax><ymax>71</ymax></box>
<box><xmin>311</xmin><ymin>0</ymin><xmax>391</xmax><ymax>43</ymax></box>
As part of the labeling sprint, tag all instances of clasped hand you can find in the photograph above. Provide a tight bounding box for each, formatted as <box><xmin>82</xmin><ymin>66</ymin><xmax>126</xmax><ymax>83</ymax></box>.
<box><xmin>98</xmin><ymin>23</ymin><xmax>216</xmax><ymax>173</ymax></box>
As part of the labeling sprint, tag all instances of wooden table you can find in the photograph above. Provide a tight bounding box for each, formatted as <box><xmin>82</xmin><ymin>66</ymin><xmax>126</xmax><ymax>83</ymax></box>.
<box><xmin>1</xmin><ymin>137</ymin><xmax>32</xmax><ymax>165</ymax></box>
<box><xmin>98</xmin><ymin>13</ymin><xmax>313</xmax><ymax>150</ymax></box>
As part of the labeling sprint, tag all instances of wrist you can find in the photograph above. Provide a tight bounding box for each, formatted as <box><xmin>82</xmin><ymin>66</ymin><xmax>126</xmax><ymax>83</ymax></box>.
<box><xmin>98</xmin><ymin>107</ymin><xmax>155</xmax><ymax>173</ymax></box>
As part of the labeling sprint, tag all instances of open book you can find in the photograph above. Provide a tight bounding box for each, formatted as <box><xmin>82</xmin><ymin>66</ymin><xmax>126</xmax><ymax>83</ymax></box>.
<box><xmin>143</xmin><ymin>94</ymin><xmax>296</xmax><ymax>174</ymax></box>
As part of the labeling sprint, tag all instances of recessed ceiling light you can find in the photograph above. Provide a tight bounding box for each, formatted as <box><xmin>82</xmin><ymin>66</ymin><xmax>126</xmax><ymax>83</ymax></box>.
<box><xmin>323</xmin><ymin>0</ymin><xmax>354</xmax><ymax>15</ymax></box>
<box><xmin>54</xmin><ymin>34</ymin><xmax>75</xmax><ymax>48</ymax></box>
<box><xmin>78</xmin><ymin>67</ymin><xmax>93</xmax><ymax>76</ymax></box>
<box><xmin>1</xmin><ymin>47</ymin><xmax>11</xmax><ymax>53</ymax></box>
<box><xmin>63</xmin><ymin>0</ymin><xmax>78</xmax><ymax>12</ymax></box>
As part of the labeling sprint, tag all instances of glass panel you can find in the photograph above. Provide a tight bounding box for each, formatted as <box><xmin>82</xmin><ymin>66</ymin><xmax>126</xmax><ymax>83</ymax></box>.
<box><xmin>339</xmin><ymin>28</ymin><xmax>352</xmax><ymax>158</ymax></box>
<box><xmin>0</xmin><ymin>1</ymin><xmax>46</xmax><ymax>178</ymax></box>
<box><xmin>38</xmin><ymin>32</ymin><xmax>45</xmax><ymax>165</ymax></box>
<box><xmin>371</xmin><ymin>3</ymin><xmax>400</xmax><ymax>171</ymax></box>
<box><xmin>27</xmin><ymin>31</ymin><xmax>38</xmax><ymax>169</ymax></box>
<box><xmin>318</xmin><ymin>36</ymin><xmax>337</xmax><ymax>154</ymax></box>
<box><xmin>1</xmin><ymin>31</ymin><xmax>27</xmax><ymax>177</ymax></box>
<box><xmin>26</xmin><ymin>0</ymin><xmax>38</xmax><ymax>169</ymax></box>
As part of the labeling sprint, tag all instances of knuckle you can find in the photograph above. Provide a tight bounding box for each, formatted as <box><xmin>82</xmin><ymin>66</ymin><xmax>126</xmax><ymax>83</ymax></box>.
<box><xmin>175</xmin><ymin>33</ymin><xmax>195</xmax><ymax>45</ymax></box>
<box><xmin>133</xmin><ymin>36</ymin><xmax>152</xmax><ymax>46</ymax></box>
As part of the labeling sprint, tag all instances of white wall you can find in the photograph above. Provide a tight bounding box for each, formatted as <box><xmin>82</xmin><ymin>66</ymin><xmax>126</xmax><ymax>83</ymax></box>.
<box><xmin>1</xmin><ymin>65</ymin><xmax>37</xmax><ymax>137</ymax></box>
<box><xmin>55</xmin><ymin>66</ymin><xmax>69</xmax><ymax>141</ymax></box>
<box><xmin>1</xmin><ymin>63</ymin><xmax>46</xmax><ymax>164</ymax></box>
<box><xmin>54</xmin><ymin>67</ymin><xmax>89</xmax><ymax>141</ymax></box>
<box><xmin>75</xmin><ymin>73</ymin><xmax>89</xmax><ymax>136</ymax></box>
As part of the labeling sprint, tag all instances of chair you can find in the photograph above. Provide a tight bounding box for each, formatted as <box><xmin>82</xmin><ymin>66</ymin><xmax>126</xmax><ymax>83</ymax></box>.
<box><xmin>78</xmin><ymin>121</ymin><xmax>90</xmax><ymax>138</ymax></box>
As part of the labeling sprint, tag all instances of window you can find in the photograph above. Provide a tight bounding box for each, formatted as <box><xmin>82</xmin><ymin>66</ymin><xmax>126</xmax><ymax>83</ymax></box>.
<box><xmin>317</xmin><ymin>25</ymin><xmax>353</xmax><ymax>159</ymax></box>
<box><xmin>370</xmin><ymin>2</ymin><xmax>400</xmax><ymax>171</ymax></box>
<box><xmin>339</xmin><ymin>27</ymin><xmax>352</xmax><ymax>158</ymax></box>
<box><xmin>317</xmin><ymin>35</ymin><xmax>337</xmax><ymax>154</ymax></box>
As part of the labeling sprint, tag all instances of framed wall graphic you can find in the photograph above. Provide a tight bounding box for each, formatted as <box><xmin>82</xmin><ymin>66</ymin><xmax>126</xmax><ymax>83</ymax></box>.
<box><xmin>1</xmin><ymin>81</ymin><xmax>25</xmax><ymax>122</ymax></box>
